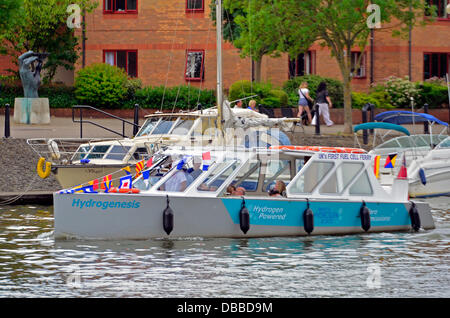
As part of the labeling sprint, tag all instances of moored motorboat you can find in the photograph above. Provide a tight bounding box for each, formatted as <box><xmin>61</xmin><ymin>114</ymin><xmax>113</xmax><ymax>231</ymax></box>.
<box><xmin>53</xmin><ymin>146</ymin><xmax>434</xmax><ymax>240</ymax></box>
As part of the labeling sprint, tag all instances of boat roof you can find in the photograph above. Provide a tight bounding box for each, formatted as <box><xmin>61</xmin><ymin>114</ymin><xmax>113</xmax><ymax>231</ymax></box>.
<box><xmin>374</xmin><ymin>111</ymin><xmax>448</xmax><ymax>126</ymax></box>
<box><xmin>354</xmin><ymin>122</ymin><xmax>410</xmax><ymax>136</ymax></box>
<box><xmin>143</xmin><ymin>112</ymin><xmax>211</xmax><ymax>119</ymax></box>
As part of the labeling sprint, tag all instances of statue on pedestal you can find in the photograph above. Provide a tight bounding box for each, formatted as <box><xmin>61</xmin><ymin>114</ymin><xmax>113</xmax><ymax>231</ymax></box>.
<box><xmin>18</xmin><ymin>51</ymin><xmax>49</xmax><ymax>98</ymax></box>
<box><xmin>14</xmin><ymin>51</ymin><xmax>51</xmax><ymax>124</ymax></box>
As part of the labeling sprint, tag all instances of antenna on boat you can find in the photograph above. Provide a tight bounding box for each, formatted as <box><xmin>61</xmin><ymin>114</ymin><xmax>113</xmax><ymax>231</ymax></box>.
<box><xmin>216</xmin><ymin>0</ymin><xmax>224</xmax><ymax>138</ymax></box>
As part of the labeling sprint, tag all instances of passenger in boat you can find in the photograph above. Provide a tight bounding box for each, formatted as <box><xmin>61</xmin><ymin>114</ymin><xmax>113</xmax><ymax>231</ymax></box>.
<box><xmin>247</xmin><ymin>100</ymin><xmax>258</xmax><ymax>112</ymax></box>
<box><xmin>226</xmin><ymin>185</ymin><xmax>236</xmax><ymax>195</ymax></box>
<box><xmin>311</xmin><ymin>82</ymin><xmax>334</xmax><ymax>127</ymax></box>
<box><xmin>233</xmin><ymin>187</ymin><xmax>246</xmax><ymax>196</ymax></box>
<box><xmin>234</xmin><ymin>100</ymin><xmax>243</xmax><ymax>108</ymax></box>
<box><xmin>298</xmin><ymin>82</ymin><xmax>313</xmax><ymax>124</ymax></box>
<box><xmin>268</xmin><ymin>180</ymin><xmax>287</xmax><ymax>197</ymax></box>
<box><xmin>163</xmin><ymin>169</ymin><xmax>187</xmax><ymax>192</ymax></box>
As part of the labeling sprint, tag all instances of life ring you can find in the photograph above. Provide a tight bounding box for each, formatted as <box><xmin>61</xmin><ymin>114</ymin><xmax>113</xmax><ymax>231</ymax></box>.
<box><xmin>270</xmin><ymin>145</ymin><xmax>366</xmax><ymax>154</ymax></box>
<box><xmin>37</xmin><ymin>157</ymin><xmax>52</xmax><ymax>179</ymax></box>
<box><xmin>47</xmin><ymin>139</ymin><xmax>61</xmax><ymax>160</ymax></box>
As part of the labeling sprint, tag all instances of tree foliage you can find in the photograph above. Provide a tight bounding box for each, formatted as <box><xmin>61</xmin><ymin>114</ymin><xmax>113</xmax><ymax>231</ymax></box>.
<box><xmin>0</xmin><ymin>0</ymin><xmax>97</xmax><ymax>83</ymax></box>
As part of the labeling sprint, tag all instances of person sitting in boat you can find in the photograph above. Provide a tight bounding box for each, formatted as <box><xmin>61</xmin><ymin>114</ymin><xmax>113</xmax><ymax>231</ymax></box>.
<box><xmin>268</xmin><ymin>180</ymin><xmax>286</xmax><ymax>197</ymax></box>
<box><xmin>160</xmin><ymin>159</ymin><xmax>188</xmax><ymax>192</ymax></box>
<box><xmin>247</xmin><ymin>100</ymin><xmax>258</xmax><ymax>112</ymax></box>
<box><xmin>226</xmin><ymin>184</ymin><xmax>236</xmax><ymax>195</ymax></box>
<box><xmin>233</xmin><ymin>187</ymin><xmax>246</xmax><ymax>196</ymax></box>
<box><xmin>234</xmin><ymin>100</ymin><xmax>243</xmax><ymax>108</ymax></box>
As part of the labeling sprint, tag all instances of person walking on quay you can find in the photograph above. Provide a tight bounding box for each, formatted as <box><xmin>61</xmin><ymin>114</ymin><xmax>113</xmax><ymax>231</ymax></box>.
<box><xmin>297</xmin><ymin>82</ymin><xmax>313</xmax><ymax>124</ymax></box>
<box><xmin>311</xmin><ymin>82</ymin><xmax>334</xmax><ymax>127</ymax></box>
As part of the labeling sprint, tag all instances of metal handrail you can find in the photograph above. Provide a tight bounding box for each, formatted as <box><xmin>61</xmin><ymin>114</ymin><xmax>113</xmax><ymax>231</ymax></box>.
<box><xmin>72</xmin><ymin>105</ymin><xmax>141</xmax><ymax>138</ymax></box>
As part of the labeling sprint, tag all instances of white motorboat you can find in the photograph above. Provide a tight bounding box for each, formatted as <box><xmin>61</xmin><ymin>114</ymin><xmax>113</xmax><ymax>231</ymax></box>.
<box><xmin>53</xmin><ymin>145</ymin><xmax>434</xmax><ymax>240</ymax></box>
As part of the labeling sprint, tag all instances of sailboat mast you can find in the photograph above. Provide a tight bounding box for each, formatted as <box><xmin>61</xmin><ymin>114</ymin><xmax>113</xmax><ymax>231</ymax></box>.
<box><xmin>216</xmin><ymin>0</ymin><xmax>223</xmax><ymax>132</ymax></box>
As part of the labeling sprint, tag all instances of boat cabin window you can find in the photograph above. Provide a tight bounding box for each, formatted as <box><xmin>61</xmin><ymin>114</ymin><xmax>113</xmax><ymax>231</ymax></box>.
<box><xmin>433</xmin><ymin>135</ymin><xmax>448</xmax><ymax>147</ymax></box>
<box><xmin>263</xmin><ymin>159</ymin><xmax>291</xmax><ymax>192</ymax></box>
<box><xmin>72</xmin><ymin>145</ymin><xmax>92</xmax><ymax>161</ymax></box>
<box><xmin>86</xmin><ymin>145</ymin><xmax>111</xmax><ymax>159</ymax></box>
<box><xmin>197</xmin><ymin>159</ymin><xmax>241</xmax><ymax>192</ymax></box>
<box><xmin>151</xmin><ymin>117</ymin><xmax>176</xmax><ymax>135</ymax></box>
<box><xmin>377</xmin><ymin>139</ymin><xmax>400</xmax><ymax>149</ymax></box>
<box><xmin>105</xmin><ymin>145</ymin><xmax>131</xmax><ymax>160</ymax></box>
<box><xmin>396</xmin><ymin>136</ymin><xmax>415</xmax><ymax>148</ymax></box>
<box><xmin>136</xmin><ymin>118</ymin><xmax>159</xmax><ymax>137</ymax></box>
<box><xmin>349</xmin><ymin>170</ymin><xmax>373</xmax><ymax>196</ymax></box>
<box><xmin>319</xmin><ymin>162</ymin><xmax>364</xmax><ymax>194</ymax></box>
<box><xmin>132</xmin><ymin>147</ymin><xmax>149</xmax><ymax>160</ymax></box>
<box><xmin>230</xmin><ymin>160</ymin><xmax>261</xmax><ymax>192</ymax></box>
<box><xmin>410</xmin><ymin>135</ymin><xmax>429</xmax><ymax>147</ymax></box>
<box><xmin>437</xmin><ymin>137</ymin><xmax>450</xmax><ymax>149</ymax></box>
<box><xmin>290</xmin><ymin>161</ymin><xmax>334</xmax><ymax>194</ymax></box>
<box><xmin>133</xmin><ymin>155</ymin><xmax>171</xmax><ymax>190</ymax></box>
<box><xmin>171</xmin><ymin>118</ymin><xmax>196</xmax><ymax>135</ymax></box>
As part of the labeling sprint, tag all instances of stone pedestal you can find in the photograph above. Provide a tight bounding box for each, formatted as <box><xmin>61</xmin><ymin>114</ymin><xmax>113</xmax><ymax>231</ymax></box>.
<box><xmin>14</xmin><ymin>98</ymin><xmax>50</xmax><ymax>124</ymax></box>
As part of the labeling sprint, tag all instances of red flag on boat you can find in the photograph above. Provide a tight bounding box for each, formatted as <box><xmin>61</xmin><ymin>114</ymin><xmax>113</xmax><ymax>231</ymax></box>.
<box><xmin>146</xmin><ymin>157</ymin><xmax>153</xmax><ymax>168</ymax></box>
<box><xmin>102</xmin><ymin>174</ymin><xmax>112</xmax><ymax>191</ymax></box>
<box><xmin>397</xmin><ymin>155</ymin><xmax>407</xmax><ymax>179</ymax></box>
<box><xmin>135</xmin><ymin>160</ymin><xmax>145</xmax><ymax>176</ymax></box>
<box><xmin>202</xmin><ymin>152</ymin><xmax>211</xmax><ymax>161</ymax></box>
<box><xmin>89</xmin><ymin>179</ymin><xmax>99</xmax><ymax>190</ymax></box>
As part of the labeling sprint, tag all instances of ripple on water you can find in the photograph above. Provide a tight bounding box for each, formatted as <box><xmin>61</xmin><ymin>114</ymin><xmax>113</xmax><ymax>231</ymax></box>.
<box><xmin>0</xmin><ymin>201</ymin><xmax>448</xmax><ymax>297</ymax></box>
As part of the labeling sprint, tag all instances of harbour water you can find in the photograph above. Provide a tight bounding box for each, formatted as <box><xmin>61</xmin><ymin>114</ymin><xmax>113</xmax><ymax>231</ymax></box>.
<box><xmin>0</xmin><ymin>197</ymin><xmax>448</xmax><ymax>298</ymax></box>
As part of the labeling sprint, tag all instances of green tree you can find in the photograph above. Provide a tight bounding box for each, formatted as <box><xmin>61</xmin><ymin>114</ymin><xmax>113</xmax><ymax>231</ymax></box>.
<box><xmin>211</xmin><ymin>0</ymin><xmax>285</xmax><ymax>82</ymax></box>
<box><xmin>0</xmin><ymin>0</ymin><xmax>22</xmax><ymax>36</ymax></box>
<box><xmin>1</xmin><ymin>0</ymin><xmax>97</xmax><ymax>83</ymax></box>
<box><xmin>275</xmin><ymin>0</ymin><xmax>430</xmax><ymax>134</ymax></box>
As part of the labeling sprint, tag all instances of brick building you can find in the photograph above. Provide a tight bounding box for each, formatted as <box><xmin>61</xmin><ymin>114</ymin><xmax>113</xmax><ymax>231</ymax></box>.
<box><xmin>2</xmin><ymin>0</ymin><xmax>450</xmax><ymax>94</ymax></box>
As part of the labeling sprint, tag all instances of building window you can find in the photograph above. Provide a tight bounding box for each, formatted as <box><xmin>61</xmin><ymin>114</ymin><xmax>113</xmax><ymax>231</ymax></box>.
<box><xmin>424</xmin><ymin>52</ymin><xmax>450</xmax><ymax>79</ymax></box>
<box><xmin>185</xmin><ymin>50</ymin><xmax>205</xmax><ymax>81</ymax></box>
<box><xmin>104</xmin><ymin>0</ymin><xmax>137</xmax><ymax>13</ymax></box>
<box><xmin>426</xmin><ymin>0</ymin><xmax>450</xmax><ymax>19</ymax></box>
<box><xmin>104</xmin><ymin>50</ymin><xmax>138</xmax><ymax>77</ymax></box>
<box><xmin>351</xmin><ymin>52</ymin><xmax>366</xmax><ymax>78</ymax></box>
<box><xmin>288</xmin><ymin>51</ymin><xmax>316</xmax><ymax>78</ymax></box>
<box><xmin>186</xmin><ymin>0</ymin><xmax>204</xmax><ymax>12</ymax></box>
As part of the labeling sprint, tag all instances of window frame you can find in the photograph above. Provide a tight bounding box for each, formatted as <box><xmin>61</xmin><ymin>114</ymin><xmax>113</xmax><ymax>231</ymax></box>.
<box><xmin>186</xmin><ymin>0</ymin><xmax>205</xmax><ymax>13</ymax></box>
<box><xmin>103</xmin><ymin>49</ymin><xmax>138</xmax><ymax>78</ymax></box>
<box><xmin>104</xmin><ymin>0</ymin><xmax>138</xmax><ymax>14</ymax></box>
<box><xmin>423</xmin><ymin>52</ymin><xmax>450</xmax><ymax>80</ymax></box>
<box><xmin>425</xmin><ymin>0</ymin><xmax>450</xmax><ymax>20</ymax></box>
<box><xmin>184</xmin><ymin>49</ymin><xmax>205</xmax><ymax>82</ymax></box>
<box><xmin>351</xmin><ymin>51</ymin><xmax>367</xmax><ymax>79</ymax></box>
<box><xmin>288</xmin><ymin>50</ymin><xmax>316</xmax><ymax>78</ymax></box>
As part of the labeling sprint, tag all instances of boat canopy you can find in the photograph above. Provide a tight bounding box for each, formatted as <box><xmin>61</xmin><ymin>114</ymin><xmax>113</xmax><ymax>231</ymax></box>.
<box><xmin>354</xmin><ymin>122</ymin><xmax>410</xmax><ymax>136</ymax></box>
<box><xmin>374</xmin><ymin>111</ymin><xmax>448</xmax><ymax>127</ymax></box>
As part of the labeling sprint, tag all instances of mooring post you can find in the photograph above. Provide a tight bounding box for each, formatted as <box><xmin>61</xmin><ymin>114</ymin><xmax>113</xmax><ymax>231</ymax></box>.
<box><xmin>362</xmin><ymin>103</ymin><xmax>369</xmax><ymax>145</ymax></box>
<box><xmin>423</xmin><ymin>103</ymin><xmax>429</xmax><ymax>134</ymax></box>
<box><xmin>4</xmin><ymin>103</ymin><xmax>10</xmax><ymax>138</ymax></box>
<box><xmin>133</xmin><ymin>104</ymin><xmax>139</xmax><ymax>136</ymax></box>
<box><xmin>314</xmin><ymin>103</ymin><xmax>320</xmax><ymax>135</ymax></box>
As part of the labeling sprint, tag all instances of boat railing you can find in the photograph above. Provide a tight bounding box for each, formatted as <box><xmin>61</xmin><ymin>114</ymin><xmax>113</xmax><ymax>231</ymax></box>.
<box><xmin>72</xmin><ymin>105</ymin><xmax>141</xmax><ymax>138</ymax></box>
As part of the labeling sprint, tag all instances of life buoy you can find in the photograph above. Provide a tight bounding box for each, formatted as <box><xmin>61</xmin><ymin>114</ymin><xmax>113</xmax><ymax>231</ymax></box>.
<box><xmin>239</xmin><ymin>198</ymin><xmax>250</xmax><ymax>234</ymax></box>
<box><xmin>47</xmin><ymin>139</ymin><xmax>61</xmax><ymax>160</ymax></box>
<box><xmin>270</xmin><ymin>145</ymin><xmax>366</xmax><ymax>154</ymax></box>
<box><xmin>163</xmin><ymin>195</ymin><xmax>174</xmax><ymax>235</ymax></box>
<box><xmin>37</xmin><ymin>157</ymin><xmax>51</xmax><ymax>179</ymax></box>
<box><xmin>303</xmin><ymin>199</ymin><xmax>314</xmax><ymax>234</ymax></box>
<box><xmin>409</xmin><ymin>202</ymin><xmax>421</xmax><ymax>232</ymax></box>
<box><xmin>360</xmin><ymin>201</ymin><xmax>371</xmax><ymax>232</ymax></box>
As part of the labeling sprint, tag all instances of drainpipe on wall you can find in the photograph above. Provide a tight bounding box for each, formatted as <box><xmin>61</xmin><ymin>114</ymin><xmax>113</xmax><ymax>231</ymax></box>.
<box><xmin>370</xmin><ymin>29</ymin><xmax>374</xmax><ymax>85</ymax></box>
<box><xmin>82</xmin><ymin>9</ymin><xmax>86</xmax><ymax>68</ymax></box>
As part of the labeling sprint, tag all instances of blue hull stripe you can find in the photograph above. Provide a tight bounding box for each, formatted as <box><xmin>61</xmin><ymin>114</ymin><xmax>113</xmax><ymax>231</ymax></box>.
<box><xmin>221</xmin><ymin>199</ymin><xmax>411</xmax><ymax>228</ymax></box>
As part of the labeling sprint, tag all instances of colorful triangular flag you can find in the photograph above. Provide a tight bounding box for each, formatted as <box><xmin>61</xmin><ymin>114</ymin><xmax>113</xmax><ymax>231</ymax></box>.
<box><xmin>384</xmin><ymin>153</ymin><xmax>397</xmax><ymax>169</ymax></box>
<box><xmin>121</xmin><ymin>166</ymin><xmax>132</xmax><ymax>175</ymax></box>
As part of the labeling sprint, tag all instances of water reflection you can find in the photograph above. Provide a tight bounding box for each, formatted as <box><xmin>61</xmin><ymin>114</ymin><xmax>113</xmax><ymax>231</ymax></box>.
<box><xmin>0</xmin><ymin>198</ymin><xmax>448</xmax><ymax>297</ymax></box>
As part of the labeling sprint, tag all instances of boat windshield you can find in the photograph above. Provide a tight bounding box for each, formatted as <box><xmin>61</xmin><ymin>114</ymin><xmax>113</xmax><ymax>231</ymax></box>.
<box><xmin>170</xmin><ymin>118</ymin><xmax>196</xmax><ymax>136</ymax></box>
<box><xmin>86</xmin><ymin>145</ymin><xmax>111</xmax><ymax>159</ymax></box>
<box><xmin>156</xmin><ymin>155</ymin><xmax>209</xmax><ymax>192</ymax></box>
<box><xmin>136</xmin><ymin>118</ymin><xmax>159</xmax><ymax>137</ymax></box>
<box><xmin>72</xmin><ymin>145</ymin><xmax>92</xmax><ymax>161</ymax></box>
<box><xmin>197</xmin><ymin>159</ymin><xmax>241</xmax><ymax>192</ymax></box>
<box><xmin>150</xmin><ymin>117</ymin><xmax>177</xmax><ymax>135</ymax></box>
<box><xmin>436</xmin><ymin>137</ymin><xmax>450</xmax><ymax>149</ymax></box>
<box><xmin>104</xmin><ymin>145</ymin><xmax>131</xmax><ymax>160</ymax></box>
<box><xmin>132</xmin><ymin>155</ymin><xmax>172</xmax><ymax>190</ymax></box>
